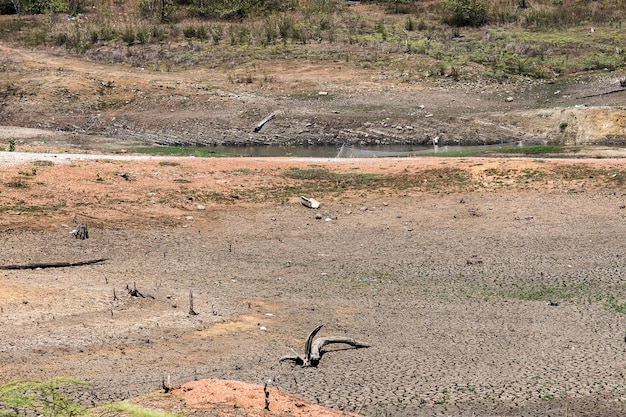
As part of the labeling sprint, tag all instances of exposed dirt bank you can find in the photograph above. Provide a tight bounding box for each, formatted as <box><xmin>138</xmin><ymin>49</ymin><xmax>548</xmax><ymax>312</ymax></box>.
<box><xmin>1</xmin><ymin>44</ymin><xmax>625</xmax><ymax>149</ymax></box>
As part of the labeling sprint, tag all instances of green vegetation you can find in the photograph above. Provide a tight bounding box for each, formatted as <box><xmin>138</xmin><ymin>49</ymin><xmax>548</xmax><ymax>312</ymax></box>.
<box><xmin>0</xmin><ymin>0</ymin><xmax>623</xmax><ymax>82</ymax></box>
<box><xmin>421</xmin><ymin>145</ymin><xmax>572</xmax><ymax>158</ymax></box>
<box><xmin>4</xmin><ymin>176</ymin><xmax>29</xmax><ymax>188</ymax></box>
<box><xmin>0</xmin><ymin>379</ymin><xmax>182</xmax><ymax>417</ymax></box>
<box><xmin>107</xmin><ymin>401</ymin><xmax>182</xmax><ymax>417</ymax></box>
<box><xmin>442</xmin><ymin>0</ymin><xmax>488</xmax><ymax>27</ymax></box>
<box><xmin>283</xmin><ymin>167</ymin><xmax>381</xmax><ymax>184</ymax></box>
<box><xmin>0</xmin><ymin>202</ymin><xmax>66</xmax><ymax>212</ymax></box>
<box><xmin>8</xmin><ymin>138</ymin><xmax>15</xmax><ymax>152</ymax></box>
<box><xmin>0</xmin><ymin>378</ymin><xmax>88</xmax><ymax>417</ymax></box>
<box><xmin>130</xmin><ymin>146</ymin><xmax>233</xmax><ymax>157</ymax></box>
<box><xmin>494</xmin><ymin>145</ymin><xmax>571</xmax><ymax>155</ymax></box>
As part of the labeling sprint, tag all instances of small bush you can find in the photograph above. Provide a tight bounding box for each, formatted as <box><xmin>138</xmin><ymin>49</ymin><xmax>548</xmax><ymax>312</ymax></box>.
<box><xmin>442</xmin><ymin>0</ymin><xmax>488</xmax><ymax>27</ymax></box>
<box><xmin>210</xmin><ymin>24</ymin><xmax>222</xmax><ymax>44</ymax></box>
<box><xmin>196</xmin><ymin>25</ymin><xmax>208</xmax><ymax>40</ymax></box>
<box><xmin>405</xmin><ymin>15</ymin><xmax>415</xmax><ymax>31</ymax></box>
<box><xmin>5</xmin><ymin>176</ymin><xmax>28</xmax><ymax>188</ymax></box>
<box><xmin>55</xmin><ymin>32</ymin><xmax>69</xmax><ymax>46</ymax></box>
<box><xmin>28</xmin><ymin>28</ymin><xmax>47</xmax><ymax>46</ymax></box>
<box><xmin>122</xmin><ymin>27</ymin><xmax>136</xmax><ymax>46</ymax></box>
<box><xmin>183</xmin><ymin>25</ymin><xmax>196</xmax><ymax>39</ymax></box>
<box><xmin>136</xmin><ymin>27</ymin><xmax>150</xmax><ymax>44</ymax></box>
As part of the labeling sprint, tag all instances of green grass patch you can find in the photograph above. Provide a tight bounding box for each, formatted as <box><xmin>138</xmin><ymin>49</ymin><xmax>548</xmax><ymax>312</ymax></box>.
<box><xmin>284</xmin><ymin>167</ymin><xmax>380</xmax><ymax>181</ymax></box>
<box><xmin>0</xmin><ymin>202</ymin><xmax>67</xmax><ymax>213</ymax></box>
<box><xmin>425</xmin><ymin>145</ymin><xmax>574</xmax><ymax>158</ymax></box>
<box><xmin>494</xmin><ymin>145</ymin><xmax>572</xmax><ymax>155</ymax></box>
<box><xmin>4</xmin><ymin>177</ymin><xmax>30</xmax><ymax>189</ymax></box>
<box><xmin>107</xmin><ymin>401</ymin><xmax>182</xmax><ymax>417</ymax></box>
<box><xmin>130</xmin><ymin>147</ymin><xmax>233</xmax><ymax>158</ymax></box>
<box><xmin>0</xmin><ymin>378</ymin><xmax>89</xmax><ymax>417</ymax></box>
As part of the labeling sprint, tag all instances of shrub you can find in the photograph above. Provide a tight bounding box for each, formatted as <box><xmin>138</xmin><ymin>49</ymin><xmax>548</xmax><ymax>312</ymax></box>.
<box><xmin>196</xmin><ymin>25</ymin><xmax>208</xmax><ymax>40</ymax></box>
<box><xmin>183</xmin><ymin>25</ymin><xmax>196</xmax><ymax>39</ymax></box>
<box><xmin>442</xmin><ymin>0</ymin><xmax>488</xmax><ymax>27</ymax></box>
<box><xmin>405</xmin><ymin>15</ymin><xmax>415</xmax><ymax>31</ymax></box>
<box><xmin>122</xmin><ymin>27</ymin><xmax>136</xmax><ymax>46</ymax></box>
<box><xmin>55</xmin><ymin>32</ymin><xmax>69</xmax><ymax>46</ymax></box>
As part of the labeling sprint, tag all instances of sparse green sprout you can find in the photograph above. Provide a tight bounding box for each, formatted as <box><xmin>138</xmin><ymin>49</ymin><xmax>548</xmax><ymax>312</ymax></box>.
<box><xmin>8</xmin><ymin>138</ymin><xmax>15</xmax><ymax>152</ymax></box>
<box><xmin>559</xmin><ymin>122</ymin><xmax>568</xmax><ymax>132</ymax></box>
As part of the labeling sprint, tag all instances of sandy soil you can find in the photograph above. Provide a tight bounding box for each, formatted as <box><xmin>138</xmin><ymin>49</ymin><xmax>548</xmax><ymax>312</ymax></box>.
<box><xmin>2</xmin><ymin>142</ymin><xmax>626</xmax><ymax>416</ymax></box>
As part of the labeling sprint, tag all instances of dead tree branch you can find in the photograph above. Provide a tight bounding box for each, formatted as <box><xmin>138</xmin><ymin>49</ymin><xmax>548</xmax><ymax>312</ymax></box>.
<box><xmin>279</xmin><ymin>324</ymin><xmax>370</xmax><ymax>367</ymax></box>
<box><xmin>0</xmin><ymin>258</ymin><xmax>108</xmax><ymax>270</ymax></box>
<box><xmin>253</xmin><ymin>111</ymin><xmax>277</xmax><ymax>133</ymax></box>
<box><xmin>127</xmin><ymin>282</ymin><xmax>155</xmax><ymax>299</ymax></box>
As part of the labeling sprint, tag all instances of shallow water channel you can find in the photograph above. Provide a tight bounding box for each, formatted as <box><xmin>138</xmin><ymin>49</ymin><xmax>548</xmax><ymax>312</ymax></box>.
<box><xmin>205</xmin><ymin>142</ymin><xmax>522</xmax><ymax>157</ymax></box>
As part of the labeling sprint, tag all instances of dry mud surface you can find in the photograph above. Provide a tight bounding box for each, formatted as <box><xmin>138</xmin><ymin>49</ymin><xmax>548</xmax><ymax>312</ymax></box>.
<box><xmin>2</xmin><ymin>145</ymin><xmax>626</xmax><ymax>416</ymax></box>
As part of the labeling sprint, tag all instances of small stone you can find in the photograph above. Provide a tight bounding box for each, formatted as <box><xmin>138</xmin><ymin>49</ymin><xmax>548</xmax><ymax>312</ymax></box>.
<box><xmin>506</xmin><ymin>96</ymin><xmax>514</xmax><ymax>102</ymax></box>
<box><xmin>196</xmin><ymin>204</ymin><xmax>206</xmax><ymax>210</ymax></box>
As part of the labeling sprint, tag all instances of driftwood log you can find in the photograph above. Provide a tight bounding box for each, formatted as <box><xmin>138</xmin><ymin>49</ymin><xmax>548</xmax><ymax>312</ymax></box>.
<box><xmin>0</xmin><ymin>258</ymin><xmax>108</xmax><ymax>270</ymax></box>
<box><xmin>126</xmin><ymin>282</ymin><xmax>155</xmax><ymax>299</ymax></box>
<box><xmin>279</xmin><ymin>324</ymin><xmax>370</xmax><ymax>367</ymax></box>
<box><xmin>253</xmin><ymin>111</ymin><xmax>276</xmax><ymax>133</ymax></box>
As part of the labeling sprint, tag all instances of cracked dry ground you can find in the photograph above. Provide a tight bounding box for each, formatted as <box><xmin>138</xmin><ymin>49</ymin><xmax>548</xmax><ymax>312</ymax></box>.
<box><xmin>2</xmin><ymin>155</ymin><xmax>626</xmax><ymax>416</ymax></box>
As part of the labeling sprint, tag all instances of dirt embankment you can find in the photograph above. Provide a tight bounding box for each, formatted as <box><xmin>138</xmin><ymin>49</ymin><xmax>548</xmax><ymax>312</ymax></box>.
<box><xmin>1</xmin><ymin>44</ymin><xmax>625</xmax><ymax>148</ymax></box>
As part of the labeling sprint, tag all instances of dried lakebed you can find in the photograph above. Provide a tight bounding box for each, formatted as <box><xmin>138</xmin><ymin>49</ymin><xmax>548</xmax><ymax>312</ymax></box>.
<box><xmin>1</xmin><ymin>156</ymin><xmax>626</xmax><ymax>416</ymax></box>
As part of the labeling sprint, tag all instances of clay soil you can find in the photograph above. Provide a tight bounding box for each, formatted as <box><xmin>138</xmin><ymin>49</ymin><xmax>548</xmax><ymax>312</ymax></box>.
<box><xmin>2</xmin><ymin>145</ymin><xmax>626</xmax><ymax>416</ymax></box>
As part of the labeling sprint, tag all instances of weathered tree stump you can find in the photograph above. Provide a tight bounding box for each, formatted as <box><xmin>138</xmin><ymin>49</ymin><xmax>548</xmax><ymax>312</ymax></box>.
<box><xmin>73</xmin><ymin>224</ymin><xmax>88</xmax><ymax>240</ymax></box>
<box><xmin>279</xmin><ymin>324</ymin><xmax>370</xmax><ymax>367</ymax></box>
<box><xmin>188</xmin><ymin>289</ymin><xmax>198</xmax><ymax>315</ymax></box>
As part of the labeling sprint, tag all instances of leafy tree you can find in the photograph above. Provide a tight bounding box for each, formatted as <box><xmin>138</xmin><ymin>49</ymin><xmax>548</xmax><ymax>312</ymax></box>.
<box><xmin>9</xmin><ymin>0</ymin><xmax>21</xmax><ymax>19</ymax></box>
<box><xmin>442</xmin><ymin>0</ymin><xmax>488</xmax><ymax>27</ymax></box>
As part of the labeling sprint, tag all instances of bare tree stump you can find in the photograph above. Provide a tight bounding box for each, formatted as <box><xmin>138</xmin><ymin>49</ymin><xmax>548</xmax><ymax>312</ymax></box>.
<box><xmin>188</xmin><ymin>289</ymin><xmax>198</xmax><ymax>315</ymax></box>
<box><xmin>73</xmin><ymin>224</ymin><xmax>88</xmax><ymax>239</ymax></box>
<box><xmin>263</xmin><ymin>383</ymin><xmax>270</xmax><ymax>410</ymax></box>
<box><xmin>280</xmin><ymin>324</ymin><xmax>370</xmax><ymax>367</ymax></box>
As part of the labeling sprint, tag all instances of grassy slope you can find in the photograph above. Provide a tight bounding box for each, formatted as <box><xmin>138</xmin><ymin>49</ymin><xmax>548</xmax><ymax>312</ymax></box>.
<box><xmin>0</xmin><ymin>0</ymin><xmax>624</xmax><ymax>83</ymax></box>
